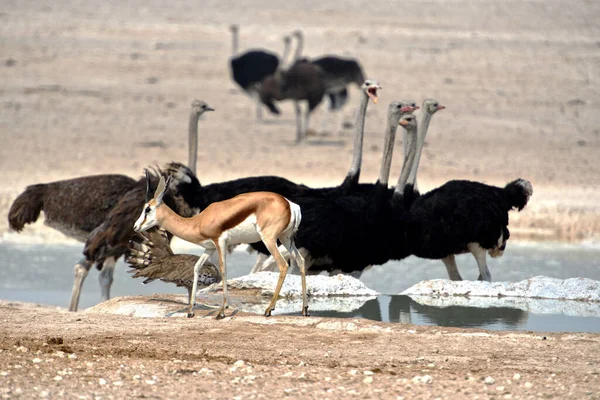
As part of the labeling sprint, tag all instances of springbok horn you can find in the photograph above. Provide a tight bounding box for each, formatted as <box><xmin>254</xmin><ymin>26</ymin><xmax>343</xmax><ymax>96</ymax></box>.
<box><xmin>144</xmin><ymin>170</ymin><xmax>152</xmax><ymax>202</ymax></box>
<box><xmin>156</xmin><ymin>175</ymin><xmax>172</xmax><ymax>205</ymax></box>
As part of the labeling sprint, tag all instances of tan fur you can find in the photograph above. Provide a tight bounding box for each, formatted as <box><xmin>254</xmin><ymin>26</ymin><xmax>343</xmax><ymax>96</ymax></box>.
<box><xmin>135</xmin><ymin>182</ymin><xmax>307</xmax><ymax>319</ymax></box>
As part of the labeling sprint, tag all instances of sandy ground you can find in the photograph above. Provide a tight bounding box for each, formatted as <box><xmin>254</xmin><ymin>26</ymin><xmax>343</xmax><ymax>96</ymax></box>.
<box><xmin>1</xmin><ymin>0</ymin><xmax>599</xmax><ymax>241</ymax></box>
<box><xmin>0</xmin><ymin>299</ymin><xmax>599</xmax><ymax>399</ymax></box>
<box><xmin>1</xmin><ymin>1</ymin><xmax>600</xmax><ymax>398</ymax></box>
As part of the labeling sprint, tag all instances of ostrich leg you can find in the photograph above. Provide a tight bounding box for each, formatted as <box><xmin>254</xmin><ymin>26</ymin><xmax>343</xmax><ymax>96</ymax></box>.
<box><xmin>294</xmin><ymin>101</ymin><xmax>303</xmax><ymax>143</ymax></box>
<box><xmin>98</xmin><ymin>256</ymin><xmax>117</xmax><ymax>302</ymax></box>
<box><xmin>69</xmin><ymin>258</ymin><xmax>93</xmax><ymax>311</ymax></box>
<box><xmin>441</xmin><ymin>254</ymin><xmax>463</xmax><ymax>281</ymax></box>
<box><xmin>468</xmin><ymin>243</ymin><xmax>493</xmax><ymax>282</ymax></box>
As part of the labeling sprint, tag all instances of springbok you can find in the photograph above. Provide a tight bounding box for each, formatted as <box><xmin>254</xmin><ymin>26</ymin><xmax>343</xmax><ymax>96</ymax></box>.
<box><xmin>133</xmin><ymin>172</ymin><xmax>308</xmax><ymax>319</ymax></box>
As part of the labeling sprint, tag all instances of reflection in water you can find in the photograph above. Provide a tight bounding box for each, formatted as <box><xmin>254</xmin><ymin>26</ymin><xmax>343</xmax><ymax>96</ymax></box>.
<box><xmin>409</xmin><ymin>301</ymin><xmax>527</xmax><ymax>329</ymax></box>
<box><xmin>300</xmin><ymin>295</ymin><xmax>600</xmax><ymax>333</ymax></box>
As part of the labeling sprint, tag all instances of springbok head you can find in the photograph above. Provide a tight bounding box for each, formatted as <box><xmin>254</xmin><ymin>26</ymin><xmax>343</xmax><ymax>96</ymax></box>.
<box><xmin>133</xmin><ymin>172</ymin><xmax>172</xmax><ymax>233</ymax></box>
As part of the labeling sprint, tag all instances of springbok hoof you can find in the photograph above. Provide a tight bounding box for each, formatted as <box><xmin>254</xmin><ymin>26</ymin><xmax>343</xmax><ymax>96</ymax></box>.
<box><xmin>264</xmin><ymin>309</ymin><xmax>272</xmax><ymax>317</ymax></box>
<box><xmin>302</xmin><ymin>306</ymin><xmax>310</xmax><ymax>317</ymax></box>
<box><xmin>215</xmin><ymin>313</ymin><xmax>226</xmax><ymax>320</ymax></box>
<box><xmin>187</xmin><ymin>312</ymin><xmax>195</xmax><ymax>318</ymax></box>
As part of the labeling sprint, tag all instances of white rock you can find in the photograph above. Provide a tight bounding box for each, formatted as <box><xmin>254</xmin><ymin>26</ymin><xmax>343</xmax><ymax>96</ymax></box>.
<box><xmin>363</xmin><ymin>376</ymin><xmax>373</xmax><ymax>384</ymax></box>
<box><xmin>513</xmin><ymin>373</ymin><xmax>521</xmax><ymax>381</ymax></box>
<box><xmin>98</xmin><ymin>379</ymin><xmax>106</xmax><ymax>385</ymax></box>
<box><xmin>32</xmin><ymin>358</ymin><xmax>42</xmax><ymax>364</ymax></box>
<box><xmin>403</xmin><ymin>276</ymin><xmax>600</xmax><ymax>317</ymax></box>
<box><xmin>484</xmin><ymin>376</ymin><xmax>495</xmax><ymax>385</ymax></box>
<box><xmin>524</xmin><ymin>382</ymin><xmax>533</xmax><ymax>389</ymax></box>
<box><xmin>364</xmin><ymin>370</ymin><xmax>374</xmax><ymax>376</ymax></box>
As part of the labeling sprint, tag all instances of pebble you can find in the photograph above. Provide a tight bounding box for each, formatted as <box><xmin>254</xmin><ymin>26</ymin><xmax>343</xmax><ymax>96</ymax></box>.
<box><xmin>16</xmin><ymin>346</ymin><xmax>28</xmax><ymax>353</ymax></box>
<box><xmin>524</xmin><ymin>382</ymin><xmax>533</xmax><ymax>389</ymax></box>
<box><xmin>364</xmin><ymin>370</ymin><xmax>374</xmax><ymax>376</ymax></box>
<box><xmin>363</xmin><ymin>376</ymin><xmax>373</xmax><ymax>384</ymax></box>
<box><xmin>98</xmin><ymin>379</ymin><xmax>107</xmax><ymax>385</ymax></box>
<box><xmin>513</xmin><ymin>373</ymin><xmax>521</xmax><ymax>381</ymax></box>
<box><xmin>496</xmin><ymin>386</ymin><xmax>505</xmax><ymax>391</ymax></box>
<box><xmin>145</xmin><ymin>380</ymin><xmax>156</xmax><ymax>385</ymax></box>
<box><xmin>348</xmin><ymin>369</ymin><xmax>359</xmax><ymax>375</ymax></box>
<box><xmin>484</xmin><ymin>376</ymin><xmax>495</xmax><ymax>385</ymax></box>
<box><xmin>68</xmin><ymin>354</ymin><xmax>77</xmax><ymax>360</ymax></box>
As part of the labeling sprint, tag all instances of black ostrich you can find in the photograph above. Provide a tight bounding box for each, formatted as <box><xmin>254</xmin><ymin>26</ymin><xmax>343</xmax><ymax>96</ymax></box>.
<box><xmin>7</xmin><ymin>165</ymin><xmax>195</xmax><ymax>311</ymax></box>
<box><xmin>291</xmin><ymin>30</ymin><xmax>367</xmax><ymax>133</ymax></box>
<box><xmin>229</xmin><ymin>25</ymin><xmax>292</xmax><ymax>121</ymax></box>
<box><xmin>398</xmin><ymin>100</ymin><xmax>534</xmax><ymax>281</ymax></box>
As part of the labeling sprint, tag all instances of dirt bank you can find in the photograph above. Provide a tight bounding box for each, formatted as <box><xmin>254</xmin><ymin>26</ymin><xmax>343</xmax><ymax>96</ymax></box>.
<box><xmin>0</xmin><ymin>300</ymin><xmax>599</xmax><ymax>399</ymax></box>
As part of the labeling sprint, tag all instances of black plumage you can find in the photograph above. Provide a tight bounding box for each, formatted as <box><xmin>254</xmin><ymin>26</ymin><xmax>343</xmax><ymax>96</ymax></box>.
<box><xmin>230</xmin><ymin>50</ymin><xmax>280</xmax><ymax>93</ymax></box>
<box><xmin>83</xmin><ymin>163</ymin><xmax>200</xmax><ymax>267</ymax></box>
<box><xmin>402</xmin><ymin>179</ymin><xmax>533</xmax><ymax>281</ymax></box>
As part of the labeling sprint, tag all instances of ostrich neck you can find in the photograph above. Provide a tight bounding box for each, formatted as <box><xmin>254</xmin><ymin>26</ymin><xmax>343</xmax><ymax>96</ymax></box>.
<box><xmin>393</xmin><ymin>125</ymin><xmax>418</xmax><ymax>196</ymax></box>
<box><xmin>157</xmin><ymin>204</ymin><xmax>205</xmax><ymax>245</ymax></box>
<box><xmin>188</xmin><ymin>111</ymin><xmax>200</xmax><ymax>175</ymax></box>
<box><xmin>406</xmin><ymin>111</ymin><xmax>433</xmax><ymax>189</ymax></box>
<box><xmin>231</xmin><ymin>29</ymin><xmax>239</xmax><ymax>56</ymax></box>
<box><xmin>378</xmin><ymin>117</ymin><xmax>399</xmax><ymax>186</ymax></box>
<box><xmin>292</xmin><ymin>34</ymin><xmax>304</xmax><ymax>62</ymax></box>
<box><xmin>342</xmin><ymin>92</ymin><xmax>369</xmax><ymax>187</ymax></box>
<box><xmin>281</xmin><ymin>41</ymin><xmax>291</xmax><ymax>68</ymax></box>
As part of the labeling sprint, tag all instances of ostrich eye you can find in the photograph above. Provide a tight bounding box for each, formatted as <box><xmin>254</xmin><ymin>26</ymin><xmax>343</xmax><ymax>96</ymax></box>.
<box><xmin>433</xmin><ymin>103</ymin><xmax>438</xmax><ymax>107</ymax></box>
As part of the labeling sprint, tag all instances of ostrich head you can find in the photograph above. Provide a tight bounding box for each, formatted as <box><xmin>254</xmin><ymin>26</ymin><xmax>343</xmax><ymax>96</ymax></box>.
<box><xmin>134</xmin><ymin>173</ymin><xmax>172</xmax><ymax>233</ymax></box>
<box><xmin>362</xmin><ymin>79</ymin><xmax>382</xmax><ymax>104</ymax></box>
<box><xmin>421</xmin><ymin>99</ymin><xmax>445</xmax><ymax>115</ymax></box>
<box><xmin>398</xmin><ymin>113</ymin><xmax>417</xmax><ymax>130</ymax></box>
<box><xmin>229</xmin><ymin>24</ymin><xmax>239</xmax><ymax>34</ymax></box>
<box><xmin>191</xmin><ymin>100</ymin><xmax>215</xmax><ymax>116</ymax></box>
<box><xmin>388</xmin><ymin>101</ymin><xmax>419</xmax><ymax>125</ymax></box>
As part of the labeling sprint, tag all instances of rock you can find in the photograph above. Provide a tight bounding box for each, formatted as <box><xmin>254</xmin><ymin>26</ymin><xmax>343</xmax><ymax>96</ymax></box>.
<box><xmin>513</xmin><ymin>373</ymin><xmax>521</xmax><ymax>381</ymax></box>
<box><xmin>484</xmin><ymin>376</ymin><xmax>495</xmax><ymax>385</ymax></box>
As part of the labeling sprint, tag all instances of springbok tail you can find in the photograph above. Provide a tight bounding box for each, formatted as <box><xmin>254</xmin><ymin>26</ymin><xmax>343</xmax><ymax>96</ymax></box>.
<box><xmin>504</xmin><ymin>178</ymin><xmax>533</xmax><ymax>211</ymax></box>
<box><xmin>8</xmin><ymin>184</ymin><xmax>47</xmax><ymax>232</ymax></box>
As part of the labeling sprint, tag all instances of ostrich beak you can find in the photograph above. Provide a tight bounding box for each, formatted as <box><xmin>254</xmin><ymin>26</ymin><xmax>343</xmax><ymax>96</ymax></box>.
<box><xmin>437</xmin><ymin>105</ymin><xmax>446</xmax><ymax>110</ymax></box>
<box><xmin>367</xmin><ymin>86</ymin><xmax>380</xmax><ymax>104</ymax></box>
<box><xmin>401</xmin><ymin>105</ymin><xmax>419</xmax><ymax>113</ymax></box>
<box><xmin>399</xmin><ymin>120</ymin><xmax>409</xmax><ymax>126</ymax></box>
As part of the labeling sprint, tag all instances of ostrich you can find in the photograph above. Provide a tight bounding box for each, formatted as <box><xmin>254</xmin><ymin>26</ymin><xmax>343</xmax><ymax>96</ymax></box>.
<box><xmin>258</xmin><ymin>60</ymin><xmax>327</xmax><ymax>143</ymax></box>
<box><xmin>290</xmin><ymin>30</ymin><xmax>367</xmax><ymax>134</ymax></box>
<box><xmin>134</xmin><ymin>175</ymin><xmax>307</xmax><ymax>318</ymax></box>
<box><xmin>229</xmin><ymin>25</ymin><xmax>292</xmax><ymax>121</ymax></box>
<box><xmin>6</xmin><ymin>164</ymin><xmax>197</xmax><ymax>311</ymax></box>
<box><xmin>397</xmin><ymin>100</ymin><xmax>533</xmax><ymax>281</ymax></box>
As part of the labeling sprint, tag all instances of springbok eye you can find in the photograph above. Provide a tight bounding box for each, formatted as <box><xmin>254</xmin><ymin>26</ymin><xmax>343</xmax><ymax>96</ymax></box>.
<box><xmin>145</xmin><ymin>207</ymin><xmax>151</xmax><ymax>214</ymax></box>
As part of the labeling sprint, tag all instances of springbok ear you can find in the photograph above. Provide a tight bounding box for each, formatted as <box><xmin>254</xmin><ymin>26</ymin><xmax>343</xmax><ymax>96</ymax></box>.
<box><xmin>155</xmin><ymin>175</ymin><xmax>172</xmax><ymax>205</ymax></box>
<box><xmin>144</xmin><ymin>170</ymin><xmax>152</xmax><ymax>202</ymax></box>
